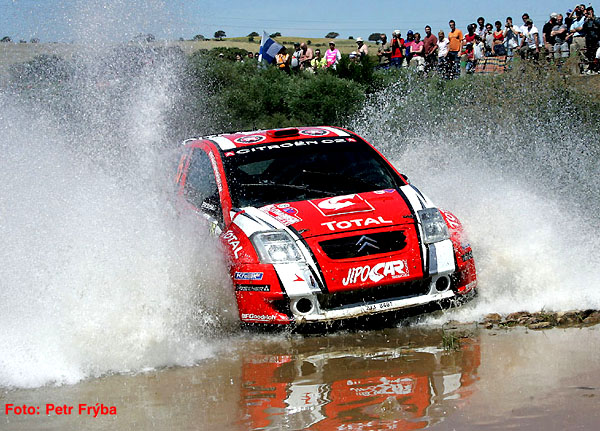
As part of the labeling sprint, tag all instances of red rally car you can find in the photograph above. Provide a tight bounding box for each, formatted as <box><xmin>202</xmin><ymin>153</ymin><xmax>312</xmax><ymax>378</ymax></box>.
<box><xmin>176</xmin><ymin>127</ymin><xmax>477</xmax><ymax>326</ymax></box>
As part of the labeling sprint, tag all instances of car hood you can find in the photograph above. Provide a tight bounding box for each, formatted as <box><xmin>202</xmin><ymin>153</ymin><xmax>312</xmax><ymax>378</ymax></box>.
<box><xmin>257</xmin><ymin>189</ymin><xmax>415</xmax><ymax>239</ymax></box>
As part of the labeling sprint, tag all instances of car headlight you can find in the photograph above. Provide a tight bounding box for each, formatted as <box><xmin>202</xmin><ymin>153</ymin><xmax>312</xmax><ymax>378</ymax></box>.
<box><xmin>250</xmin><ymin>231</ymin><xmax>305</xmax><ymax>264</ymax></box>
<box><xmin>418</xmin><ymin>208</ymin><xmax>449</xmax><ymax>244</ymax></box>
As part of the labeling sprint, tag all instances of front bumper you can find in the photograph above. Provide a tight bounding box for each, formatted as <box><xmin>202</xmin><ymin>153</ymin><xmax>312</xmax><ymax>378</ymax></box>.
<box><xmin>295</xmin><ymin>289</ymin><xmax>456</xmax><ymax>324</ymax></box>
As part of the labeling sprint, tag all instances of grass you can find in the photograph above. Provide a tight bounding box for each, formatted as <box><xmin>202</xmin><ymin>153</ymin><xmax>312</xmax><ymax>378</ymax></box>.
<box><xmin>441</xmin><ymin>329</ymin><xmax>460</xmax><ymax>351</ymax></box>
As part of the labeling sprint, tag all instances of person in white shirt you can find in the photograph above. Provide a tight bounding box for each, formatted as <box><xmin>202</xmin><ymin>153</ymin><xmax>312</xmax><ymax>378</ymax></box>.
<box><xmin>519</xmin><ymin>19</ymin><xmax>540</xmax><ymax>61</ymax></box>
<box><xmin>437</xmin><ymin>30</ymin><xmax>450</xmax><ymax>78</ymax></box>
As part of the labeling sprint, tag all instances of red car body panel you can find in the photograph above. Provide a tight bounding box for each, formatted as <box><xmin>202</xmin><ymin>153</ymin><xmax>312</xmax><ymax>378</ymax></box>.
<box><xmin>177</xmin><ymin>127</ymin><xmax>477</xmax><ymax>326</ymax></box>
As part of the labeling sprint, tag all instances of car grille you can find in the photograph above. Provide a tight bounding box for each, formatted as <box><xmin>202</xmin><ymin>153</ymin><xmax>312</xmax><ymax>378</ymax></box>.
<box><xmin>319</xmin><ymin>230</ymin><xmax>407</xmax><ymax>260</ymax></box>
<box><xmin>317</xmin><ymin>279</ymin><xmax>431</xmax><ymax>311</ymax></box>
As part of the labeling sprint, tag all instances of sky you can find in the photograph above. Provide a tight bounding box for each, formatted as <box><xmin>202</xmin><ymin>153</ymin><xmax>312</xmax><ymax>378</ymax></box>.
<box><xmin>0</xmin><ymin>0</ymin><xmax>585</xmax><ymax>43</ymax></box>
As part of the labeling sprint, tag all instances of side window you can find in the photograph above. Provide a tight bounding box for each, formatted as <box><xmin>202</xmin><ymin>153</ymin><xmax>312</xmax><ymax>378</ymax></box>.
<box><xmin>184</xmin><ymin>149</ymin><xmax>221</xmax><ymax>219</ymax></box>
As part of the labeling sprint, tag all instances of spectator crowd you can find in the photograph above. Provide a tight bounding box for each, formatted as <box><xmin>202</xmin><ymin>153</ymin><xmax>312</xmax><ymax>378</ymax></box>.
<box><xmin>256</xmin><ymin>3</ymin><xmax>600</xmax><ymax>78</ymax></box>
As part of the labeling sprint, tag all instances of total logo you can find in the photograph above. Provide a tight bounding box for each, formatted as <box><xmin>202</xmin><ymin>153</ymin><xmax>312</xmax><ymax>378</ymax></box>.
<box><xmin>322</xmin><ymin>216</ymin><xmax>392</xmax><ymax>231</ymax></box>
<box><xmin>342</xmin><ymin>260</ymin><xmax>409</xmax><ymax>286</ymax></box>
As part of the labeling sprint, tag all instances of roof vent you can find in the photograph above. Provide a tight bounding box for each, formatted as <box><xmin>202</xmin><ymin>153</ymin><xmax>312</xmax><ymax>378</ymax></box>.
<box><xmin>267</xmin><ymin>128</ymin><xmax>300</xmax><ymax>138</ymax></box>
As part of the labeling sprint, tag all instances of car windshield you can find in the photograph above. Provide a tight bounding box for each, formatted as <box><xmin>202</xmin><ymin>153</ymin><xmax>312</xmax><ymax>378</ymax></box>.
<box><xmin>222</xmin><ymin>137</ymin><xmax>401</xmax><ymax>208</ymax></box>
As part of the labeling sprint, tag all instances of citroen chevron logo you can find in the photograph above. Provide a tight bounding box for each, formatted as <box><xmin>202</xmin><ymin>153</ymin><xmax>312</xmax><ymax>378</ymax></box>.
<box><xmin>356</xmin><ymin>235</ymin><xmax>379</xmax><ymax>253</ymax></box>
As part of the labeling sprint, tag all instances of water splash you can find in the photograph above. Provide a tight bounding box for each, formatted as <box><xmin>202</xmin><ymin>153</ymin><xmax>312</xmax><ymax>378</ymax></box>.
<box><xmin>0</xmin><ymin>4</ymin><xmax>237</xmax><ymax>388</ymax></box>
<box><xmin>351</xmin><ymin>73</ymin><xmax>600</xmax><ymax>321</ymax></box>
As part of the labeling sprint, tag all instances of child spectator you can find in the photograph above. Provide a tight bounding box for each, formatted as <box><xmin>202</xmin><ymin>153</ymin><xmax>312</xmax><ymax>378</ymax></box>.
<box><xmin>474</xmin><ymin>35</ymin><xmax>485</xmax><ymax>60</ymax></box>
<box><xmin>484</xmin><ymin>23</ymin><xmax>494</xmax><ymax>56</ymax></box>
<box><xmin>464</xmin><ymin>42</ymin><xmax>476</xmax><ymax>73</ymax></box>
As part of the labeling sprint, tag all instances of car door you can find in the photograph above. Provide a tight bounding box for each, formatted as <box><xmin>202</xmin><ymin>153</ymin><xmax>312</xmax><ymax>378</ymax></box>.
<box><xmin>181</xmin><ymin>147</ymin><xmax>224</xmax><ymax>233</ymax></box>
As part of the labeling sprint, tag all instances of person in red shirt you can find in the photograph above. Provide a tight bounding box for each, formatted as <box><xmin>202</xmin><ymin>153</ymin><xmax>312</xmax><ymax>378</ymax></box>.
<box><xmin>390</xmin><ymin>30</ymin><xmax>405</xmax><ymax>68</ymax></box>
<box><xmin>448</xmin><ymin>19</ymin><xmax>464</xmax><ymax>78</ymax></box>
<box><xmin>423</xmin><ymin>25</ymin><xmax>438</xmax><ymax>74</ymax></box>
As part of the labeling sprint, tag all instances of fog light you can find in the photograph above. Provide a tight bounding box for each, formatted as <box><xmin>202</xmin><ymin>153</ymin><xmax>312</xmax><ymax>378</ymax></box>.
<box><xmin>435</xmin><ymin>275</ymin><xmax>451</xmax><ymax>292</ymax></box>
<box><xmin>294</xmin><ymin>297</ymin><xmax>314</xmax><ymax>315</ymax></box>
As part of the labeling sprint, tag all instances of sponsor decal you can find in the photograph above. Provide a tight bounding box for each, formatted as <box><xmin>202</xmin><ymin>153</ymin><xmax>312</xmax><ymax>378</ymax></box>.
<box><xmin>347</xmin><ymin>377</ymin><xmax>415</xmax><ymax>397</ymax></box>
<box><xmin>222</xmin><ymin>230</ymin><xmax>243</xmax><ymax>259</ymax></box>
<box><xmin>461</xmin><ymin>250</ymin><xmax>473</xmax><ymax>261</ymax></box>
<box><xmin>373</xmin><ymin>189</ymin><xmax>396</xmax><ymax>195</ymax></box>
<box><xmin>260</xmin><ymin>204</ymin><xmax>302</xmax><ymax>226</ymax></box>
<box><xmin>440</xmin><ymin>210</ymin><xmax>461</xmax><ymax>230</ymax></box>
<box><xmin>207</xmin><ymin>151</ymin><xmax>223</xmax><ymax>192</ymax></box>
<box><xmin>201</xmin><ymin>201</ymin><xmax>217</xmax><ymax>211</ymax></box>
<box><xmin>293</xmin><ymin>274</ymin><xmax>304</xmax><ymax>282</ymax></box>
<box><xmin>235</xmin><ymin>284</ymin><xmax>270</xmax><ymax>292</ymax></box>
<box><xmin>299</xmin><ymin>128</ymin><xmax>329</xmax><ymax>136</ymax></box>
<box><xmin>311</xmin><ymin>194</ymin><xmax>375</xmax><ymax>216</ymax></box>
<box><xmin>342</xmin><ymin>259</ymin><xmax>409</xmax><ymax>286</ymax></box>
<box><xmin>234</xmin><ymin>135</ymin><xmax>266</xmax><ymax>144</ymax></box>
<box><xmin>234</xmin><ymin>271</ymin><xmax>264</xmax><ymax>281</ymax></box>
<box><xmin>241</xmin><ymin>313</ymin><xmax>277</xmax><ymax>322</ymax></box>
<box><xmin>321</xmin><ymin>216</ymin><xmax>393</xmax><ymax>231</ymax></box>
<box><xmin>226</xmin><ymin>137</ymin><xmax>354</xmax><ymax>156</ymax></box>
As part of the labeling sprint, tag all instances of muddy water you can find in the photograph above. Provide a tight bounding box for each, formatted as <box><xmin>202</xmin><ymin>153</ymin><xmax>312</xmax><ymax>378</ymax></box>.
<box><xmin>2</xmin><ymin>325</ymin><xmax>599</xmax><ymax>431</ymax></box>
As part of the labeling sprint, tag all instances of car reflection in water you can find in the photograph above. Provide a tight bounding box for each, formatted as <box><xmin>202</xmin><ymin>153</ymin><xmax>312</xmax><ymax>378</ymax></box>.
<box><xmin>240</xmin><ymin>332</ymin><xmax>480</xmax><ymax>430</ymax></box>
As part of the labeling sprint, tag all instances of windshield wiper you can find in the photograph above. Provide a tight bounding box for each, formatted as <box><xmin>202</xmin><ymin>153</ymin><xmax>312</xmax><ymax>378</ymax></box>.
<box><xmin>241</xmin><ymin>181</ymin><xmax>337</xmax><ymax>196</ymax></box>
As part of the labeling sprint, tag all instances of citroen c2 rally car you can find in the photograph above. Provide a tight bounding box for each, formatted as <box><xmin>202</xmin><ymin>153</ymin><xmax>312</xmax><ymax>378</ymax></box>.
<box><xmin>176</xmin><ymin>127</ymin><xmax>477</xmax><ymax>326</ymax></box>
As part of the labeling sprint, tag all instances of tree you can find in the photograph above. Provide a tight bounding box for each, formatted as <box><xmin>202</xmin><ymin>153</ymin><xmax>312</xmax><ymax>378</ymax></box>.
<box><xmin>247</xmin><ymin>31</ymin><xmax>259</xmax><ymax>37</ymax></box>
<box><xmin>269</xmin><ymin>32</ymin><xmax>281</xmax><ymax>38</ymax></box>
<box><xmin>30</xmin><ymin>38</ymin><xmax>40</xmax><ymax>43</ymax></box>
<box><xmin>192</xmin><ymin>34</ymin><xmax>205</xmax><ymax>41</ymax></box>
<box><xmin>1</xmin><ymin>36</ymin><xmax>11</xmax><ymax>43</ymax></box>
<box><xmin>368</xmin><ymin>33</ymin><xmax>382</xmax><ymax>42</ymax></box>
<box><xmin>214</xmin><ymin>30</ymin><xmax>226</xmax><ymax>40</ymax></box>
<box><xmin>325</xmin><ymin>32</ymin><xmax>339</xmax><ymax>39</ymax></box>
<box><xmin>348</xmin><ymin>36</ymin><xmax>354</xmax><ymax>40</ymax></box>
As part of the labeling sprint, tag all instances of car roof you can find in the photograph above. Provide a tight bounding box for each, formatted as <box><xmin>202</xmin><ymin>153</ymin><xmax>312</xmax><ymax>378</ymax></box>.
<box><xmin>184</xmin><ymin>126</ymin><xmax>356</xmax><ymax>151</ymax></box>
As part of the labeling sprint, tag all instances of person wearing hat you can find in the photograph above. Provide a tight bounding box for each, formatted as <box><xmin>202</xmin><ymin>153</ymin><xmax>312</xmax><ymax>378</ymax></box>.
<box><xmin>543</xmin><ymin>13</ymin><xmax>558</xmax><ymax>61</ymax></box>
<box><xmin>291</xmin><ymin>42</ymin><xmax>302</xmax><ymax>71</ymax></box>
<box><xmin>356</xmin><ymin>37</ymin><xmax>368</xmax><ymax>58</ymax></box>
<box><xmin>325</xmin><ymin>40</ymin><xmax>341</xmax><ymax>68</ymax></box>
<box><xmin>404</xmin><ymin>30</ymin><xmax>415</xmax><ymax>65</ymax></box>
<box><xmin>390</xmin><ymin>30</ymin><xmax>405</xmax><ymax>67</ymax></box>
